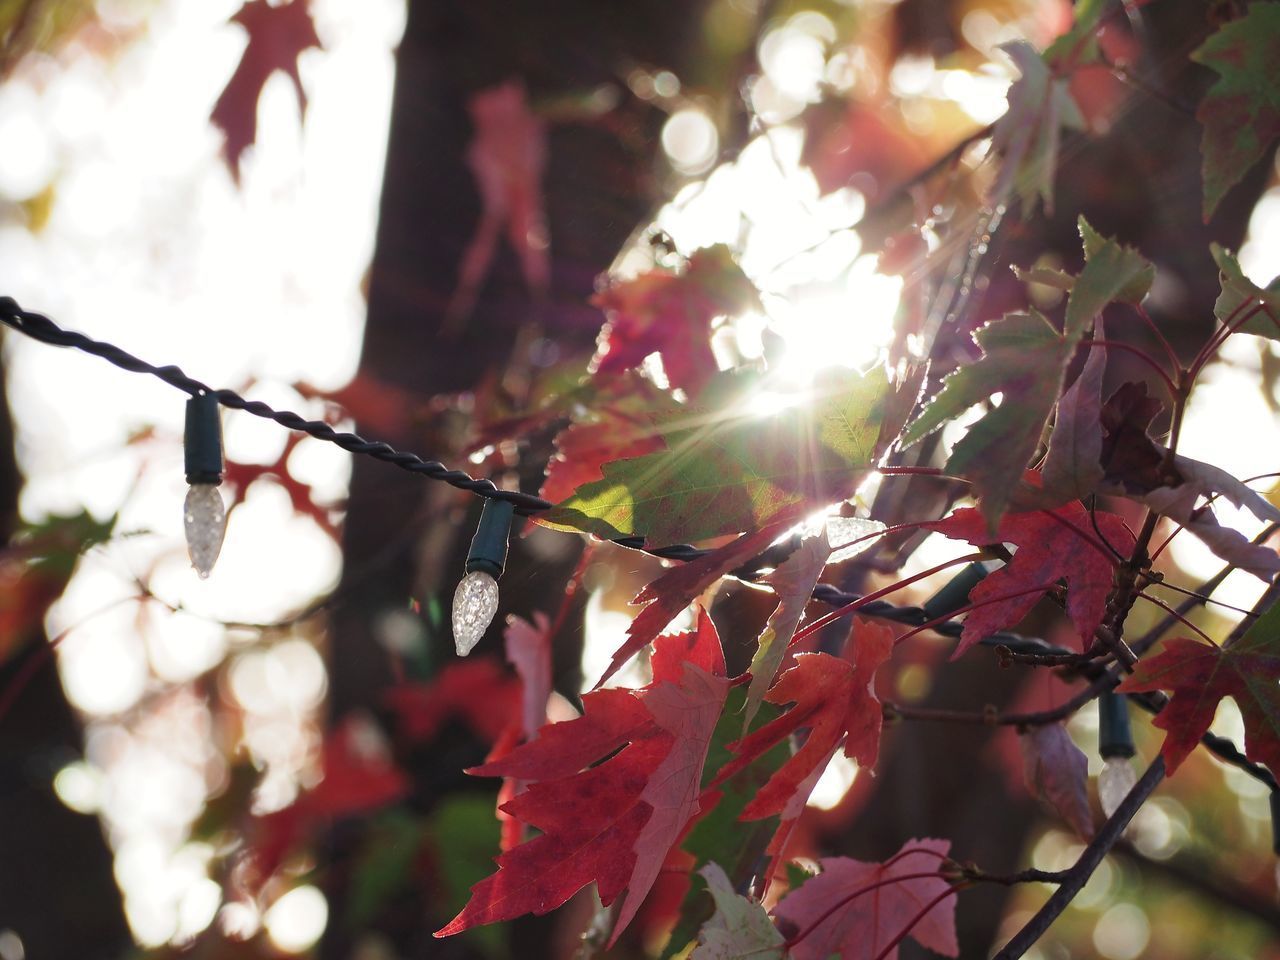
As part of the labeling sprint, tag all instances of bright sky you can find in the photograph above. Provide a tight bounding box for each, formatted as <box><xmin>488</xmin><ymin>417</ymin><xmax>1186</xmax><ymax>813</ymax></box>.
<box><xmin>1</xmin><ymin>0</ymin><xmax>402</xmax><ymax>947</ymax></box>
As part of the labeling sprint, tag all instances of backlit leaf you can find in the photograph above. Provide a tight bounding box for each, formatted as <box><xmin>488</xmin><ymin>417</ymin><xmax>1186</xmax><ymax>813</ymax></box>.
<box><xmin>772</xmin><ymin>839</ymin><xmax>958</xmax><ymax>960</ymax></box>
<box><xmin>436</xmin><ymin>611</ymin><xmax>729</xmax><ymax>945</ymax></box>
<box><xmin>211</xmin><ymin>0</ymin><xmax>321</xmax><ymax>182</ymax></box>
<box><xmin>903</xmin><ymin>310</ymin><xmax>1073</xmax><ymax>527</ymax></box>
<box><xmin>691</xmin><ymin>863</ymin><xmax>785</xmax><ymax>960</ymax></box>
<box><xmin>1192</xmin><ymin>3</ymin><xmax>1280</xmax><ymax>219</ymax></box>
<box><xmin>1117</xmin><ymin>601</ymin><xmax>1280</xmax><ymax>776</ymax></box>
<box><xmin>988</xmin><ymin>41</ymin><xmax>1084</xmax><ymax>215</ymax></box>
<box><xmin>925</xmin><ymin>502</ymin><xmax>1133</xmax><ymax>656</ymax></box>
<box><xmin>1069</xmin><ymin>218</ymin><xmax>1154</xmax><ymax>332</ymax></box>
<box><xmin>744</xmin><ymin>532</ymin><xmax>832</xmax><ymax>730</ymax></box>
<box><xmin>591</xmin><ymin>245</ymin><xmax>761</xmax><ymax>398</ymax></box>
<box><xmin>1039</xmin><ymin>317</ymin><xmax>1108</xmax><ymax>503</ymax></box>
<box><xmin>1098</xmin><ymin>382</ymin><xmax>1280</xmax><ymax>578</ymax></box>
<box><xmin>544</xmin><ymin>367</ymin><xmax>890</xmax><ymax>545</ymax></box>
<box><xmin>1210</xmin><ymin>244</ymin><xmax>1280</xmax><ymax>340</ymax></box>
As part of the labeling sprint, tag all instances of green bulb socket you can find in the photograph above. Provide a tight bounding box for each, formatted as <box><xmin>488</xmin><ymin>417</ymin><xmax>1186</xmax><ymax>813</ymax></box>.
<box><xmin>184</xmin><ymin>392</ymin><xmax>224</xmax><ymax>485</ymax></box>
<box><xmin>1271</xmin><ymin>792</ymin><xmax>1280</xmax><ymax>857</ymax></box>
<box><xmin>465</xmin><ymin>498</ymin><xmax>515</xmax><ymax>579</ymax></box>
<box><xmin>1098</xmin><ymin>689</ymin><xmax>1136</xmax><ymax>759</ymax></box>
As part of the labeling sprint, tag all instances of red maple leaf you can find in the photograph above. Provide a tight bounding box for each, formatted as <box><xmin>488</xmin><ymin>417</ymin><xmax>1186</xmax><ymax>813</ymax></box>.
<box><xmin>925</xmin><ymin>501</ymin><xmax>1133</xmax><ymax>656</ymax></box>
<box><xmin>539</xmin><ymin>374</ymin><xmax>674</xmax><ymax>506</ymax></box>
<box><xmin>594</xmin><ymin>522</ymin><xmax>786</xmax><ymax>687</ymax></box>
<box><xmin>711</xmin><ymin>619</ymin><xmax>894</xmax><ymax>821</ymax></box>
<box><xmin>1116</xmin><ymin>609</ymin><xmax>1280</xmax><ymax>775</ymax></box>
<box><xmin>445</xmin><ymin>81</ymin><xmax>549</xmax><ymax>329</ymax></box>
<box><xmin>384</xmin><ymin>657</ymin><xmax>521</xmax><ymax>745</ymax></box>
<box><xmin>435</xmin><ymin>609</ymin><xmax>729</xmax><ymax>945</ymax></box>
<box><xmin>772</xmin><ymin>838</ymin><xmax>958</xmax><ymax>960</ymax></box>
<box><xmin>211</xmin><ymin>0</ymin><xmax>322</xmax><ymax>182</ymax></box>
<box><xmin>504</xmin><ymin>612</ymin><xmax>552</xmax><ymax>741</ymax></box>
<box><xmin>223</xmin><ymin>432</ymin><xmax>339</xmax><ymax>540</ymax></box>
<box><xmin>246</xmin><ymin>717</ymin><xmax>408</xmax><ymax>888</ymax></box>
<box><xmin>590</xmin><ymin>245</ymin><xmax>759</xmax><ymax>397</ymax></box>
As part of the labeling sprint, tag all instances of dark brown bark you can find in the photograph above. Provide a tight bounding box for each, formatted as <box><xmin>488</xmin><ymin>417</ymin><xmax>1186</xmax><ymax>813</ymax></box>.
<box><xmin>0</xmin><ymin>363</ymin><xmax>130</xmax><ymax>958</ymax></box>
<box><xmin>320</xmin><ymin>3</ymin><xmax>711</xmax><ymax>956</ymax></box>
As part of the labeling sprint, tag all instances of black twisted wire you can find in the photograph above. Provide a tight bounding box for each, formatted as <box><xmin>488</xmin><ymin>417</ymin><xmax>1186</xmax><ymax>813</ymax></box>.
<box><xmin>0</xmin><ymin>297</ymin><xmax>1056</xmax><ymax>642</ymax></box>
<box><xmin>0</xmin><ymin>297</ymin><xmax>552</xmax><ymax>515</ymax></box>
<box><xmin>5</xmin><ymin>300</ymin><xmax>1277</xmax><ymax>790</ymax></box>
<box><xmin>0</xmin><ymin>296</ymin><xmax>1043</xmax><ymax>631</ymax></box>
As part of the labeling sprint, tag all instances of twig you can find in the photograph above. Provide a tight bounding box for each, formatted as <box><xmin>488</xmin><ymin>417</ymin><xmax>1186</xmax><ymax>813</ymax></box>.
<box><xmin>884</xmin><ymin>673</ymin><xmax>1113</xmax><ymax>728</ymax></box>
<box><xmin>992</xmin><ymin>756</ymin><xmax>1166</xmax><ymax>960</ymax></box>
<box><xmin>993</xmin><ymin>645</ymin><xmax>1091</xmax><ymax>668</ymax></box>
<box><xmin>964</xmin><ymin>866</ymin><xmax>1067</xmax><ymax>886</ymax></box>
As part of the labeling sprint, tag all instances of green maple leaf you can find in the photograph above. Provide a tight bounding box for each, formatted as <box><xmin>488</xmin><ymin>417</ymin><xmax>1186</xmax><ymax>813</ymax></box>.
<box><xmin>904</xmin><ymin>220</ymin><xmax>1152</xmax><ymax>527</ymax></box>
<box><xmin>903</xmin><ymin>310</ymin><xmax>1071</xmax><ymax>527</ymax></box>
<box><xmin>1072</xmin><ymin>217</ymin><xmax>1154</xmax><ymax>323</ymax></box>
<box><xmin>988</xmin><ymin>41</ymin><xmax>1084</xmax><ymax>215</ymax></box>
<box><xmin>1211</xmin><ymin>244</ymin><xmax>1280</xmax><ymax>338</ymax></box>
<box><xmin>1012</xmin><ymin>218</ymin><xmax>1154</xmax><ymax>319</ymax></box>
<box><xmin>1193</xmin><ymin>3</ymin><xmax>1280</xmax><ymax>220</ymax></box>
<box><xmin>542</xmin><ymin>368</ymin><xmax>889</xmax><ymax>545</ymax></box>
<box><xmin>690</xmin><ymin>863</ymin><xmax>786</xmax><ymax>960</ymax></box>
<box><xmin>1043</xmin><ymin>0</ymin><xmax>1111</xmax><ymax>66</ymax></box>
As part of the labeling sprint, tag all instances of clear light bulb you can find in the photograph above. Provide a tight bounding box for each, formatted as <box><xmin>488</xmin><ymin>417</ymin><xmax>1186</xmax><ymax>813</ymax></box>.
<box><xmin>184</xmin><ymin>483</ymin><xmax>226</xmax><ymax>579</ymax></box>
<box><xmin>452</xmin><ymin>570</ymin><xmax>499</xmax><ymax>656</ymax></box>
<box><xmin>1098</xmin><ymin>755</ymin><xmax>1137</xmax><ymax>819</ymax></box>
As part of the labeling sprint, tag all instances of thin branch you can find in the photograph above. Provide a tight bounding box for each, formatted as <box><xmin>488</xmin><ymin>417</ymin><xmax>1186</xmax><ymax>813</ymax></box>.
<box><xmin>992</xmin><ymin>756</ymin><xmax>1166</xmax><ymax>960</ymax></box>
<box><xmin>1128</xmin><ymin>556</ymin><xmax>1240</xmax><ymax>656</ymax></box>
<box><xmin>1132</xmin><ymin>303</ymin><xmax>1181</xmax><ymax>373</ymax></box>
<box><xmin>1225</xmin><ymin>576</ymin><xmax>1280</xmax><ymax>647</ymax></box>
<box><xmin>884</xmin><ymin>671</ymin><xmax>1115</xmax><ymax>728</ymax></box>
<box><xmin>1140</xmin><ymin>575</ymin><xmax>1258</xmax><ymax>617</ymax></box>
<box><xmin>965</xmin><ymin>866</ymin><xmax>1067</xmax><ymax>886</ymax></box>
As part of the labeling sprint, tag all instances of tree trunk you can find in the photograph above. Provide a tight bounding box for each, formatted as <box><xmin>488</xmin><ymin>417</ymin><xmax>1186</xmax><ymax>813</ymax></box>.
<box><xmin>321</xmin><ymin>3</ymin><xmax>709</xmax><ymax>955</ymax></box>
<box><xmin>0</xmin><ymin>364</ymin><xmax>130</xmax><ymax>959</ymax></box>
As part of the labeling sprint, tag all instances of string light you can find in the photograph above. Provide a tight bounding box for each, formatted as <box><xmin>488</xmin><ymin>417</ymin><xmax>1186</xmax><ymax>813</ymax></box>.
<box><xmin>1097</xmin><ymin>689</ymin><xmax>1137</xmax><ymax>820</ymax></box>
<box><xmin>1</xmin><ymin>296</ymin><xmax>1277</xmax><ymax>806</ymax></box>
<box><xmin>183</xmin><ymin>393</ymin><xmax>227</xmax><ymax>578</ymax></box>
<box><xmin>452</xmin><ymin>498</ymin><xmax>515</xmax><ymax>656</ymax></box>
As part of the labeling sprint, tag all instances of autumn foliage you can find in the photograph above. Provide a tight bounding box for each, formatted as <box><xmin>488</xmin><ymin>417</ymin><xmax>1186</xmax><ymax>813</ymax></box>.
<box><xmin>6</xmin><ymin>0</ymin><xmax>1280</xmax><ymax>959</ymax></box>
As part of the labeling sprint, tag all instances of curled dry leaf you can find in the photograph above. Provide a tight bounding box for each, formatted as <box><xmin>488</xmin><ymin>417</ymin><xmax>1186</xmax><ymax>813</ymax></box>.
<box><xmin>1020</xmin><ymin>723</ymin><xmax>1094</xmax><ymax>838</ymax></box>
